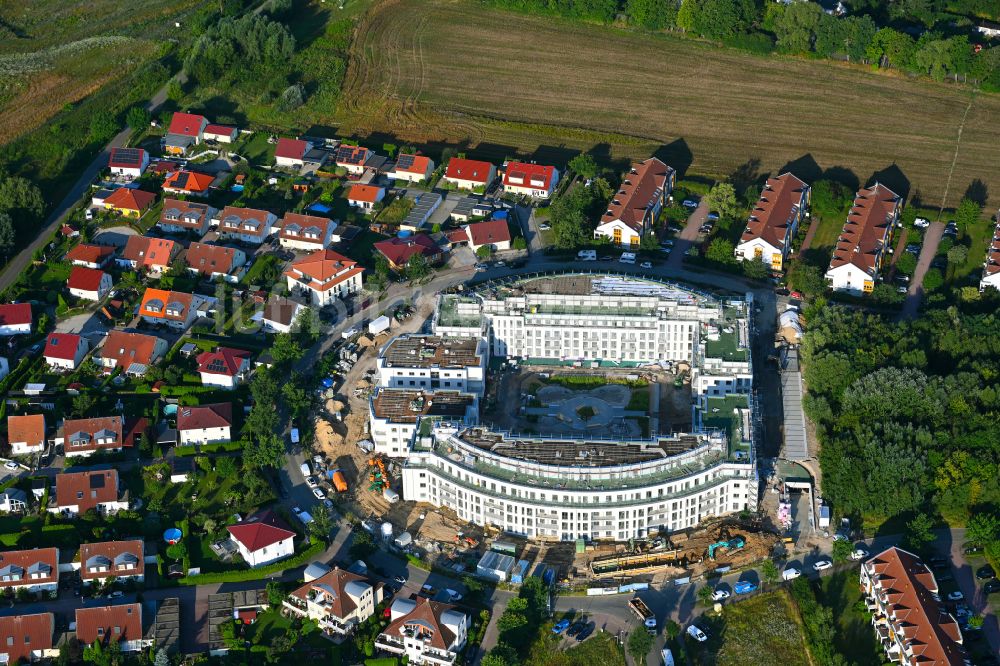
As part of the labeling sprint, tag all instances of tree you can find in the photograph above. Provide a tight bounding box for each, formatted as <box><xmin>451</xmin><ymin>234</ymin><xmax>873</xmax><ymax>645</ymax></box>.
<box><xmin>905</xmin><ymin>513</ymin><xmax>935</xmax><ymax>553</ymax></box>
<box><xmin>922</xmin><ymin>267</ymin><xmax>944</xmax><ymax>291</ymax></box>
<box><xmin>787</xmin><ymin>262</ymin><xmax>826</xmax><ymax>296</ymax></box>
<box><xmin>475</xmin><ymin>245</ymin><xmax>492</xmax><ymax>260</ymax></box>
<box><xmin>761</xmin><ymin>558</ymin><xmax>780</xmax><ymax>586</ymax></box>
<box><xmin>773</xmin><ymin>1</ymin><xmax>821</xmax><ymax>53</ymax></box>
<box><xmin>167</xmin><ymin>79</ymin><xmax>184</xmax><ymax>102</ymax></box>
<box><xmin>967</xmin><ymin>512</ymin><xmax>1000</xmax><ymax>547</ymax></box>
<box><xmin>0</xmin><ymin>213</ymin><xmax>15</xmax><ymax>260</ymax></box>
<box><xmin>913</xmin><ymin>36</ymin><xmax>956</xmax><ymax>81</ymax></box>
<box><xmin>705</xmin><ymin>237</ymin><xmax>735</xmax><ymax>264</ymax></box>
<box><xmin>88</xmin><ymin>110</ymin><xmax>118</xmax><ymax>143</ymax></box>
<box><xmin>349</xmin><ymin>529</ymin><xmax>376</xmax><ymax>561</ymax></box>
<box><xmin>832</xmin><ymin>538</ymin><xmax>853</xmax><ymax>563</ymax></box>
<box><xmin>568</xmin><ymin>153</ymin><xmax>598</xmax><ymax>179</ymax></box>
<box><xmin>126</xmin><ymin>106</ymin><xmax>151</xmax><ymax>130</ymax></box>
<box><xmin>0</xmin><ymin>175</ymin><xmax>44</xmax><ymax>234</ymax></box>
<box><xmin>512</xmin><ymin>236</ymin><xmax>527</xmax><ymax>250</ymax></box>
<box><xmin>245</xmin><ymin>432</ymin><xmax>285</xmax><ymax>469</ymax></box>
<box><xmin>278</xmin><ymin>83</ymin><xmax>306</xmax><ymax>111</ymax></box>
<box><xmin>946</xmin><ymin>244</ymin><xmax>967</xmax><ymax>268</ymax></box>
<box><xmin>271</xmin><ymin>332</ymin><xmax>303</xmax><ymax>364</ymax></box>
<box><xmin>677</xmin><ymin>0</ymin><xmax>758</xmax><ymax>38</ymax></box>
<box><xmin>705</xmin><ymin>182</ymin><xmax>740</xmax><ymax>220</ymax></box>
<box><xmin>71</xmin><ymin>392</ymin><xmax>96</xmax><ymax>417</ymax></box>
<box><xmin>266</xmin><ymin>581</ymin><xmax>284</xmax><ymax>607</ymax></box>
<box><xmin>954</xmin><ymin>197</ymin><xmax>982</xmax><ymax>229</ymax></box>
<box><xmin>166</xmin><ymin>542</ymin><xmax>187</xmax><ymax>561</ymax></box>
<box><xmin>742</xmin><ymin>258</ymin><xmax>770</xmax><ymax>280</ymax></box>
<box><xmin>382</xmin><ymin>143</ymin><xmax>398</xmax><ymax>157</ymax></box>
<box><xmin>626</xmin><ymin>0</ymin><xmax>678</xmax><ymax>30</ymax></box>
<box><xmin>896</xmin><ymin>251</ymin><xmax>917</xmax><ymax>275</ymax></box>
<box><xmin>697</xmin><ymin>583</ymin><xmax>715</xmax><ymax>606</ymax></box>
<box><xmin>627</xmin><ymin>626</ymin><xmax>654</xmax><ymax>662</ymax></box>
<box><xmin>309</xmin><ymin>503</ymin><xmax>335</xmax><ymax>543</ymax></box>
<box><xmin>866</xmin><ymin>28</ymin><xmax>916</xmax><ymax>69</ymax></box>
<box><xmin>405</xmin><ymin>252</ymin><xmax>431</xmax><ymax>280</ymax></box>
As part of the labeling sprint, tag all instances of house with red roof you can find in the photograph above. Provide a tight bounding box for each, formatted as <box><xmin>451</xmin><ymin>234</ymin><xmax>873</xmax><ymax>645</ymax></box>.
<box><xmin>7</xmin><ymin>414</ymin><xmax>46</xmax><ymax>456</ymax></box>
<box><xmin>390</xmin><ymin>153</ymin><xmax>435</xmax><ymax>183</ymax></box>
<box><xmin>283</xmin><ymin>566</ymin><xmax>384</xmax><ymax>639</ymax></box>
<box><xmin>99</xmin><ymin>330</ymin><xmax>168</xmax><ymax>376</ymax></box>
<box><xmin>158</xmin><ymin>199</ymin><xmax>217</xmax><ymax>237</ymax></box>
<box><xmin>0</xmin><ymin>303</ymin><xmax>31</xmax><ymax>336</ymax></box>
<box><xmin>43</xmin><ymin>332</ymin><xmax>88</xmax><ymax>371</ymax></box>
<box><xmin>825</xmin><ymin>183</ymin><xmax>901</xmax><ymax>295</ymax></box>
<box><xmin>75</xmin><ymin>604</ymin><xmax>149</xmax><ymax>653</ymax></box>
<box><xmin>443</xmin><ymin>158</ymin><xmax>496</xmax><ymax>191</ymax></box>
<box><xmin>177</xmin><ymin>403</ymin><xmax>233</xmax><ymax>445</ymax></box>
<box><xmin>334</xmin><ymin>144</ymin><xmax>373</xmax><ymax>176</ymax></box>
<box><xmin>139</xmin><ymin>288</ymin><xmax>210</xmax><ymax>330</ymax></box>
<box><xmin>735</xmin><ymin>173</ymin><xmax>810</xmax><ymax>273</ymax></box>
<box><xmin>0</xmin><ymin>548</ymin><xmax>59</xmax><ymax>594</ymax></box>
<box><xmin>501</xmin><ymin>161</ymin><xmax>559</xmax><ymax>199</ymax></box>
<box><xmin>184</xmin><ymin>242</ymin><xmax>247</xmax><ymax>283</ymax></box>
<box><xmin>374</xmin><ymin>235</ymin><xmax>442</xmax><ymax>271</ymax></box>
<box><xmin>347</xmin><ymin>185</ymin><xmax>385</xmax><ymax>213</ymax></box>
<box><xmin>275</xmin><ymin>138</ymin><xmax>312</xmax><ymax>168</ymax></box>
<box><xmin>375</xmin><ymin>597</ymin><xmax>469</xmax><ymax>665</ymax></box>
<box><xmin>117</xmin><ymin>236</ymin><xmax>178</xmax><ymax>276</ymax></box>
<box><xmin>79</xmin><ymin>540</ymin><xmax>144</xmax><ymax>585</ymax></box>
<box><xmin>56</xmin><ymin>416</ymin><xmax>126</xmax><ymax>458</ymax></box>
<box><xmin>197</xmin><ymin>347</ymin><xmax>252</xmax><ymax>389</ymax></box>
<box><xmin>49</xmin><ymin>469</ymin><xmax>128</xmax><ymax>517</ymax></box>
<box><xmin>284</xmin><ymin>249</ymin><xmax>364</xmax><ymax>307</ymax></box>
<box><xmin>162</xmin><ymin>170</ymin><xmax>214</xmax><ymax>197</ymax></box>
<box><xmin>593</xmin><ymin>157</ymin><xmax>674</xmax><ymax>248</ymax></box>
<box><xmin>68</xmin><ymin>267</ymin><xmax>113</xmax><ymax>302</ymax></box>
<box><xmin>463</xmin><ymin>219</ymin><xmax>512</xmax><ymax>253</ymax></box>
<box><xmin>217</xmin><ymin>206</ymin><xmax>277</xmax><ymax>245</ymax></box>
<box><xmin>165</xmin><ymin>112</ymin><xmax>208</xmax><ymax>155</ymax></box>
<box><xmin>227</xmin><ymin>510</ymin><xmax>296</xmax><ymax>567</ymax></box>
<box><xmin>0</xmin><ymin>613</ymin><xmax>57</xmax><ymax>663</ymax></box>
<box><xmin>108</xmin><ymin>147</ymin><xmax>149</xmax><ymax>180</ymax></box>
<box><xmin>204</xmin><ymin>124</ymin><xmax>238</xmax><ymax>143</ymax></box>
<box><xmin>66</xmin><ymin>243</ymin><xmax>115</xmax><ymax>269</ymax></box>
<box><xmin>278</xmin><ymin>213</ymin><xmax>338</xmax><ymax>251</ymax></box>
<box><xmin>980</xmin><ymin>212</ymin><xmax>1000</xmax><ymax>293</ymax></box>
<box><xmin>103</xmin><ymin>188</ymin><xmax>156</xmax><ymax>218</ymax></box>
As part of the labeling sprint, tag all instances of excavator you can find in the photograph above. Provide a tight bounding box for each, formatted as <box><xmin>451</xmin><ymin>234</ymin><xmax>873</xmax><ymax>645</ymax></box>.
<box><xmin>368</xmin><ymin>456</ymin><xmax>390</xmax><ymax>493</ymax></box>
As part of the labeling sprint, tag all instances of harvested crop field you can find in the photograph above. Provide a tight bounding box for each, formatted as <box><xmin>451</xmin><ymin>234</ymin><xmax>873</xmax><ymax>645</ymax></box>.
<box><xmin>339</xmin><ymin>0</ymin><xmax>1000</xmax><ymax>208</ymax></box>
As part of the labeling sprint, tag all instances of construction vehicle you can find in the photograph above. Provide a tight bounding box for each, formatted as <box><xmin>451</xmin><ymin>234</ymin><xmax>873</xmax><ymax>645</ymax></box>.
<box><xmin>329</xmin><ymin>469</ymin><xmax>349</xmax><ymax>493</ymax></box>
<box><xmin>707</xmin><ymin>535</ymin><xmax>746</xmax><ymax>559</ymax></box>
<box><xmin>367</xmin><ymin>456</ymin><xmax>390</xmax><ymax>493</ymax></box>
<box><xmin>628</xmin><ymin>598</ymin><xmax>657</xmax><ymax>634</ymax></box>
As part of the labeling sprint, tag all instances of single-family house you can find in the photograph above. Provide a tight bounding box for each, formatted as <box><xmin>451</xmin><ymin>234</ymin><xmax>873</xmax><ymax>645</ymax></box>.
<box><xmin>56</xmin><ymin>416</ymin><xmax>126</xmax><ymax>458</ymax></box>
<box><xmin>177</xmin><ymin>402</ymin><xmax>233</xmax><ymax>445</ymax></box>
<box><xmin>68</xmin><ymin>267</ymin><xmax>113</xmax><ymax>302</ymax></box>
<box><xmin>825</xmin><ymin>183</ymin><xmax>901</xmax><ymax>295</ymax></box>
<box><xmin>978</xmin><ymin>213</ymin><xmax>1000</xmax><ymax>292</ymax></box>
<box><xmin>0</xmin><ymin>549</ymin><xmax>59</xmax><ymax>594</ymax></box>
<box><xmin>734</xmin><ymin>172</ymin><xmax>810</xmax><ymax>272</ymax></box>
<box><xmin>164</xmin><ymin>112</ymin><xmax>208</xmax><ymax>155</ymax></box>
<box><xmin>7</xmin><ymin>414</ymin><xmax>46</xmax><ymax>455</ymax></box>
<box><xmin>502</xmin><ymin>161</ymin><xmax>559</xmax><ymax>199</ymax></box>
<box><xmin>0</xmin><ymin>303</ymin><xmax>31</xmax><ymax>336</ymax></box>
<box><xmin>196</xmin><ymin>347</ymin><xmax>252</xmax><ymax>389</ymax></box>
<box><xmin>43</xmin><ymin>332</ymin><xmax>88</xmax><ymax>371</ymax></box>
<box><xmin>158</xmin><ymin>199</ymin><xmax>217</xmax><ymax>237</ymax></box>
<box><xmin>593</xmin><ymin>158</ymin><xmax>675</xmax><ymax>248</ymax></box>
<box><xmin>261</xmin><ymin>296</ymin><xmax>307</xmax><ymax>334</ymax></box>
<box><xmin>184</xmin><ymin>242</ymin><xmax>247</xmax><ymax>283</ymax></box>
<box><xmin>283</xmin><ymin>567</ymin><xmax>384</xmax><ymax>640</ymax></box>
<box><xmin>347</xmin><ymin>185</ymin><xmax>385</xmax><ymax>212</ymax></box>
<box><xmin>278</xmin><ymin>213</ymin><xmax>337</xmax><ymax>251</ymax></box>
<box><xmin>162</xmin><ymin>170</ymin><xmax>214</xmax><ymax>197</ymax></box>
<box><xmin>390</xmin><ymin>154</ymin><xmax>434</xmax><ymax>183</ymax></box>
<box><xmin>98</xmin><ymin>330</ymin><xmax>168</xmax><ymax>375</ymax></box>
<box><xmin>75</xmin><ymin>604</ymin><xmax>150</xmax><ymax>653</ymax></box>
<box><xmin>117</xmin><ymin>236</ymin><xmax>178</xmax><ymax>276</ymax></box>
<box><xmin>375</xmin><ymin>598</ymin><xmax>469</xmax><ymax>666</ymax></box>
<box><xmin>334</xmin><ymin>144</ymin><xmax>373</xmax><ymax>176</ymax></box>
<box><xmin>227</xmin><ymin>510</ymin><xmax>296</xmax><ymax>568</ymax></box>
<box><xmin>103</xmin><ymin>187</ymin><xmax>156</xmax><ymax>218</ymax></box>
<box><xmin>443</xmin><ymin>158</ymin><xmax>496</xmax><ymax>191</ymax></box>
<box><xmin>66</xmin><ymin>243</ymin><xmax>116</xmax><ymax>269</ymax></box>
<box><xmin>108</xmin><ymin>148</ymin><xmax>149</xmax><ymax>180</ymax></box>
<box><xmin>275</xmin><ymin>138</ymin><xmax>312</xmax><ymax>168</ymax></box>
<box><xmin>374</xmin><ymin>235</ymin><xmax>441</xmax><ymax>271</ymax></box>
<box><xmin>284</xmin><ymin>249</ymin><xmax>364</xmax><ymax>307</ymax></box>
<box><xmin>0</xmin><ymin>488</ymin><xmax>28</xmax><ymax>513</ymax></box>
<box><xmin>216</xmin><ymin>206</ymin><xmax>277</xmax><ymax>245</ymax></box>
<box><xmin>139</xmin><ymin>288</ymin><xmax>207</xmax><ymax>330</ymax></box>
<box><xmin>79</xmin><ymin>540</ymin><xmax>145</xmax><ymax>585</ymax></box>
<box><xmin>0</xmin><ymin>613</ymin><xmax>57</xmax><ymax>663</ymax></box>
<box><xmin>204</xmin><ymin>124</ymin><xmax>238</xmax><ymax>143</ymax></box>
<box><xmin>464</xmin><ymin>219</ymin><xmax>511</xmax><ymax>252</ymax></box>
<box><xmin>50</xmin><ymin>469</ymin><xmax>128</xmax><ymax>517</ymax></box>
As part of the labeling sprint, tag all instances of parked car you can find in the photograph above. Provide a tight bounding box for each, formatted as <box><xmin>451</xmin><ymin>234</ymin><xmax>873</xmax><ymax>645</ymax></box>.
<box><xmin>660</xmin><ymin>240</ymin><xmax>674</xmax><ymax>248</ymax></box>
<box><xmin>914</xmin><ymin>217</ymin><xmax>930</xmax><ymax>229</ymax></box>
<box><xmin>706</xmin><ymin>212</ymin><xmax>719</xmax><ymax>221</ymax></box>
<box><xmin>445</xmin><ymin>589</ymin><xmax>463</xmax><ymax>602</ymax></box>
<box><xmin>931</xmin><ymin>256</ymin><xmax>948</xmax><ymax>269</ymax></box>
<box><xmin>789</xmin><ymin>291</ymin><xmax>803</xmax><ymax>300</ymax></box>
<box><xmin>905</xmin><ymin>243</ymin><xmax>921</xmax><ymax>254</ymax></box>
<box><xmin>813</xmin><ymin>560</ymin><xmax>833</xmax><ymax>571</ymax></box>
<box><xmin>394</xmin><ymin>575</ymin><xmax>408</xmax><ymax>585</ymax></box>
<box><xmin>3</xmin><ymin>461</ymin><xmax>17</xmax><ymax>471</ymax></box>
<box><xmin>946</xmin><ymin>591</ymin><xmax>964</xmax><ymax>601</ymax></box>
<box><xmin>782</xmin><ymin>568</ymin><xmax>801</xmax><ymax>581</ymax></box>
<box><xmin>682</xmin><ymin>200</ymin><xmax>698</xmax><ymax>208</ymax></box>
<box><xmin>976</xmin><ymin>565</ymin><xmax>995</xmax><ymax>580</ymax></box>
<box><xmin>734</xmin><ymin>581</ymin><xmax>757</xmax><ymax>595</ymax></box>
<box><xmin>711</xmin><ymin>589</ymin><xmax>731</xmax><ymax>601</ymax></box>
<box><xmin>312</xmin><ymin>488</ymin><xmax>326</xmax><ymax>500</ymax></box>
<box><xmin>576</xmin><ymin>624</ymin><xmax>595</xmax><ymax>642</ymax></box>
<box><xmin>983</xmin><ymin>580</ymin><xmax>1000</xmax><ymax>594</ymax></box>
<box><xmin>850</xmin><ymin>548</ymin><xmax>869</xmax><ymax>561</ymax></box>
<box><xmin>306</xmin><ymin>476</ymin><xmax>318</xmax><ymax>488</ymax></box>
<box><xmin>964</xmin><ymin>545</ymin><xmax>983</xmax><ymax>555</ymax></box>
<box><xmin>895</xmin><ymin>274</ymin><xmax>910</xmax><ymax>284</ymax></box>
<box><xmin>538</xmin><ymin>223</ymin><xmax>551</xmax><ymax>231</ymax></box>
<box><xmin>640</xmin><ymin>261</ymin><xmax>652</xmax><ymax>269</ymax></box>
<box><xmin>552</xmin><ymin>619</ymin><xmax>571</xmax><ymax>635</ymax></box>
<box><xmin>687</xmin><ymin>625</ymin><xmax>708</xmax><ymax>642</ymax></box>
<box><xmin>567</xmin><ymin>622</ymin><xmax>586</xmax><ymax>637</ymax></box>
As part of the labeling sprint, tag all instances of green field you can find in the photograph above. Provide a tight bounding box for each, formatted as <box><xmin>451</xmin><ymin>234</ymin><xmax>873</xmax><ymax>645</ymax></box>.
<box><xmin>330</xmin><ymin>0</ymin><xmax>999</xmax><ymax>209</ymax></box>
<box><xmin>693</xmin><ymin>591</ymin><xmax>811</xmax><ymax>666</ymax></box>
<box><xmin>816</xmin><ymin>572</ymin><xmax>883</xmax><ymax>666</ymax></box>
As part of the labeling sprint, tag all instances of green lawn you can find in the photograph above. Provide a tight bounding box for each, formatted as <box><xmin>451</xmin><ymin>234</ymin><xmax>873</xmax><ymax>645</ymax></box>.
<box><xmin>694</xmin><ymin>591</ymin><xmax>810</xmax><ymax>666</ymax></box>
<box><xmin>952</xmin><ymin>216</ymin><xmax>995</xmax><ymax>284</ymax></box>
<box><xmin>704</xmin><ymin>330</ymin><xmax>748</xmax><ymax>362</ymax></box>
<box><xmin>350</xmin><ymin>229</ymin><xmax>389</xmax><ymax>268</ymax></box>
<box><xmin>816</xmin><ymin>572</ymin><xmax>883</xmax><ymax>666</ymax></box>
<box><xmin>807</xmin><ymin>212</ymin><xmax>846</xmax><ymax>251</ymax></box>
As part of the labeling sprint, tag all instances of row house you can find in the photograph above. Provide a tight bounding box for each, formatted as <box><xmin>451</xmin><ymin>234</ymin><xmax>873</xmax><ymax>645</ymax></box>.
<box><xmin>501</xmin><ymin>161</ymin><xmax>559</xmax><ymax>199</ymax></box>
<box><xmin>825</xmin><ymin>183</ymin><xmax>901</xmax><ymax>295</ymax></box>
<box><xmin>75</xmin><ymin>604</ymin><xmax>150</xmax><ymax>654</ymax></box>
<box><xmin>184</xmin><ymin>242</ymin><xmax>246</xmax><ymax>283</ymax></box>
<box><xmin>0</xmin><ymin>549</ymin><xmax>59</xmax><ymax>595</ymax></box>
<box><xmin>79</xmin><ymin>540</ymin><xmax>145</xmax><ymax>586</ymax></box>
<box><xmin>158</xmin><ymin>199</ymin><xmax>217</xmax><ymax>237</ymax></box>
<box><xmin>0</xmin><ymin>613</ymin><xmax>57</xmax><ymax>663</ymax></box>
<box><xmin>278</xmin><ymin>213</ymin><xmax>338</xmax><ymax>251</ymax></box>
<box><xmin>734</xmin><ymin>172</ymin><xmax>810</xmax><ymax>272</ymax></box>
<box><xmin>117</xmin><ymin>236</ymin><xmax>178</xmax><ymax>276</ymax></box>
<box><xmin>139</xmin><ymin>288</ymin><xmax>210</xmax><ymax>330</ymax></box>
<box><xmin>55</xmin><ymin>416</ymin><xmax>126</xmax><ymax>458</ymax></box>
<box><xmin>216</xmin><ymin>206</ymin><xmax>277</xmax><ymax>245</ymax></box>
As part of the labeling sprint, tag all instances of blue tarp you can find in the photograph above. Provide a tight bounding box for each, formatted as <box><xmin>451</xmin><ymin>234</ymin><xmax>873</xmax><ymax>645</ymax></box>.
<box><xmin>491</xmin><ymin>210</ymin><xmax>509</xmax><ymax>220</ymax></box>
<box><xmin>308</xmin><ymin>203</ymin><xmax>332</xmax><ymax>214</ymax></box>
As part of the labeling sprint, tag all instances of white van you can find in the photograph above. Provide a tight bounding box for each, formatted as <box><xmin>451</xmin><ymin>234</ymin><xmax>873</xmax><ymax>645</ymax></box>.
<box><xmin>577</xmin><ymin>249</ymin><xmax>596</xmax><ymax>261</ymax></box>
<box><xmin>782</xmin><ymin>567</ymin><xmax>801</xmax><ymax>580</ymax></box>
<box><xmin>619</xmin><ymin>252</ymin><xmax>636</xmax><ymax>264</ymax></box>
<box><xmin>299</xmin><ymin>462</ymin><xmax>311</xmax><ymax>477</ymax></box>
<box><xmin>661</xmin><ymin>648</ymin><xmax>675</xmax><ymax>666</ymax></box>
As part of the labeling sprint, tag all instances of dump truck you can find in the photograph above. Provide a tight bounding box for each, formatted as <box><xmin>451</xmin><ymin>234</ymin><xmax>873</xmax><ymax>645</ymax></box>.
<box><xmin>329</xmin><ymin>469</ymin><xmax>348</xmax><ymax>493</ymax></box>
<box><xmin>628</xmin><ymin>597</ymin><xmax>657</xmax><ymax>633</ymax></box>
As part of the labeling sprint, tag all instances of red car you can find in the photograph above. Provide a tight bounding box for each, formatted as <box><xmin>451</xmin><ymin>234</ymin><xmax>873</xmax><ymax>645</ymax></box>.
<box><xmin>789</xmin><ymin>291</ymin><xmax>803</xmax><ymax>300</ymax></box>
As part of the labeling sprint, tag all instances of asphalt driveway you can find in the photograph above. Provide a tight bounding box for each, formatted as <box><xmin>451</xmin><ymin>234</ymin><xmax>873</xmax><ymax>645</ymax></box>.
<box><xmin>901</xmin><ymin>221</ymin><xmax>944</xmax><ymax>319</ymax></box>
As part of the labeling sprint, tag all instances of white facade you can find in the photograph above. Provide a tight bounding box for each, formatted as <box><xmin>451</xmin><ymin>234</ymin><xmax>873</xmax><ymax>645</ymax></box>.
<box><xmin>285</xmin><ymin>264</ymin><xmax>363</xmax><ymax>308</ymax></box>
<box><xmin>376</xmin><ymin>600</ymin><xmax>468</xmax><ymax>666</ymax></box>
<box><xmin>45</xmin><ymin>339</ymin><xmax>88</xmax><ymax>371</ymax></box>
<box><xmin>48</xmin><ymin>498</ymin><xmax>128</xmax><ymax>518</ymax></box>
<box><xmin>734</xmin><ymin>238</ymin><xmax>783</xmax><ymax>271</ymax></box>
<box><xmin>283</xmin><ymin>573</ymin><xmax>382</xmax><ymax>640</ymax></box>
<box><xmin>369</xmin><ymin>389</ymin><xmax>479</xmax><ymax>458</ymax></box>
<box><xmin>825</xmin><ymin>263</ymin><xmax>875</xmax><ymax>296</ymax></box>
<box><xmin>0</xmin><ymin>322</ymin><xmax>30</xmax><ymax>336</ymax></box>
<box><xmin>593</xmin><ymin>219</ymin><xmax>643</xmax><ymax>248</ymax></box>
<box><xmin>69</xmin><ymin>273</ymin><xmax>113</xmax><ymax>302</ymax></box>
<box><xmin>178</xmin><ymin>424</ymin><xmax>231</xmax><ymax>446</ymax></box>
<box><xmin>236</xmin><ymin>535</ymin><xmax>294</xmax><ymax>568</ymax></box>
<box><xmin>376</xmin><ymin>336</ymin><xmax>487</xmax><ymax>397</ymax></box>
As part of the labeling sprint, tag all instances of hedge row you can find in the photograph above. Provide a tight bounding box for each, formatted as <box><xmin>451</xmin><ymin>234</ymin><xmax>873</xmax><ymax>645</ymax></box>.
<box><xmin>178</xmin><ymin>540</ymin><xmax>325</xmax><ymax>585</ymax></box>
<box><xmin>174</xmin><ymin>440</ymin><xmax>245</xmax><ymax>457</ymax></box>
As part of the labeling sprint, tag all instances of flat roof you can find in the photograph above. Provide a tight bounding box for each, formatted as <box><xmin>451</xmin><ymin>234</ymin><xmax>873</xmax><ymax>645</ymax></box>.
<box><xmin>381</xmin><ymin>335</ymin><xmax>482</xmax><ymax>369</ymax></box>
<box><xmin>372</xmin><ymin>389</ymin><xmax>476</xmax><ymax>423</ymax></box>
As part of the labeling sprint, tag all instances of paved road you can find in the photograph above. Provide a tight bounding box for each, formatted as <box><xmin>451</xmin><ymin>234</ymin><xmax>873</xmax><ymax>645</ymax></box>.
<box><xmin>901</xmin><ymin>221</ymin><xmax>944</xmax><ymax>319</ymax></box>
<box><xmin>666</xmin><ymin>199</ymin><xmax>708</xmax><ymax>270</ymax></box>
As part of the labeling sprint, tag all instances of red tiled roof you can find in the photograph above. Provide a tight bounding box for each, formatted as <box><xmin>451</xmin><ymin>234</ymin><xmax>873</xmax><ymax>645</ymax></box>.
<box><xmin>828</xmin><ymin>183</ymin><xmax>900</xmax><ymax>277</ymax></box>
<box><xmin>445</xmin><ymin>158</ymin><xmax>494</xmax><ymax>184</ymax></box>
<box><xmin>279</xmin><ymin>213</ymin><xmax>333</xmax><ymax>243</ymax></box>
<box><xmin>0</xmin><ymin>613</ymin><xmax>53</xmax><ymax>663</ymax></box>
<box><xmin>185</xmin><ymin>242</ymin><xmax>241</xmax><ymax>275</ymax></box>
<box><xmin>177</xmin><ymin>402</ymin><xmax>232</xmax><ymax>432</ymax></box>
<box><xmin>55</xmin><ymin>469</ymin><xmax>120</xmax><ymax>513</ymax></box>
<box><xmin>227</xmin><ymin>510</ymin><xmax>295</xmax><ymax>552</ymax></box>
<box><xmin>7</xmin><ymin>414</ymin><xmax>45</xmax><ymax>447</ymax></box>
<box><xmin>102</xmin><ymin>330</ymin><xmax>163</xmax><ymax>369</ymax></box>
<box><xmin>393</xmin><ymin>153</ymin><xmax>432</xmax><ymax>175</ymax></box>
<box><xmin>740</xmin><ymin>173</ymin><xmax>809</xmax><ymax>250</ymax></box>
<box><xmin>383</xmin><ymin>598</ymin><xmax>460</xmax><ymax>651</ymax></box>
<box><xmin>502</xmin><ymin>162</ymin><xmax>556</xmax><ymax>192</ymax></box>
<box><xmin>446</xmin><ymin>229</ymin><xmax>469</xmax><ymax>244</ymax></box>
<box><xmin>374</xmin><ymin>235</ymin><xmax>439</xmax><ymax>267</ymax></box>
<box><xmin>104</xmin><ymin>188</ymin><xmax>155</xmax><ymax>213</ymax></box>
<box><xmin>44</xmin><ymin>333</ymin><xmax>84</xmax><ymax>361</ymax></box>
<box><xmin>284</xmin><ymin>249</ymin><xmax>361</xmax><ymax>286</ymax></box>
<box><xmin>66</xmin><ymin>244</ymin><xmax>115</xmax><ymax>265</ymax></box>
<box><xmin>79</xmin><ymin>540</ymin><xmax>144</xmax><ymax>582</ymax></box>
<box><xmin>275</xmin><ymin>138</ymin><xmax>309</xmax><ymax>160</ymax></box>
<box><xmin>121</xmin><ymin>237</ymin><xmax>177</xmax><ymax>269</ymax></box>
<box><xmin>196</xmin><ymin>347</ymin><xmax>251</xmax><ymax>377</ymax></box>
<box><xmin>160</xmin><ymin>199</ymin><xmax>214</xmax><ymax>230</ymax></box>
<box><xmin>0</xmin><ymin>549</ymin><xmax>58</xmax><ymax>591</ymax></box>
<box><xmin>163</xmin><ymin>170</ymin><xmax>214</xmax><ymax>194</ymax></box>
<box><xmin>204</xmin><ymin>124</ymin><xmax>236</xmax><ymax>136</ymax></box>
<box><xmin>0</xmin><ymin>303</ymin><xmax>31</xmax><ymax>327</ymax></box>
<box><xmin>465</xmin><ymin>220</ymin><xmax>511</xmax><ymax>247</ymax></box>
<box><xmin>289</xmin><ymin>567</ymin><xmax>376</xmax><ymax>619</ymax></box>
<box><xmin>348</xmin><ymin>185</ymin><xmax>384</xmax><ymax>203</ymax></box>
<box><xmin>68</xmin><ymin>267</ymin><xmax>109</xmax><ymax>293</ymax></box>
<box><xmin>139</xmin><ymin>288</ymin><xmax>194</xmax><ymax>322</ymax></box>
<box><xmin>168</xmin><ymin>112</ymin><xmax>207</xmax><ymax>137</ymax></box>
<box><xmin>108</xmin><ymin>148</ymin><xmax>146</xmax><ymax>170</ymax></box>
<box><xmin>75</xmin><ymin>604</ymin><xmax>142</xmax><ymax>646</ymax></box>
<box><xmin>218</xmin><ymin>207</ymin><xmax>273</xmax><ymax>238</ymax></box>
<box><xmin>984</xmin><ymin>214</ymin><xmax>1000</xmax><ymax>277</ymax></box>
<box><xmin>150</xmin><ymin>161</ymin><xmax>179</xmax><ymax>175</ymax></box>
<box><xmin>62</xmin><ymin>416</ymin><xmax>125</xmax><ymax>454</ymax></box>
<box><xmin>601</xmin><ymin>158</ymin><xmax>672</xmax><ymax>233</ymax></box>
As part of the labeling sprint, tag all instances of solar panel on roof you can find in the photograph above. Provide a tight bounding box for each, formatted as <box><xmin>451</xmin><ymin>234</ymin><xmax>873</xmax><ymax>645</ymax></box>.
<box><xmin>112</xmin><ymin>148</ymin><xmax>143</xmax><ymax>167</ymax></box>
<box><xmin>396</xmin><ymin>154</ymin><xmax>415</xmax><ymax>170</ymax></box>
<box><xmin>206</xmin><ymin>359</ymin><xmax>229</xmax><ymax>373</ymax></box>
